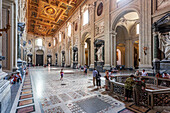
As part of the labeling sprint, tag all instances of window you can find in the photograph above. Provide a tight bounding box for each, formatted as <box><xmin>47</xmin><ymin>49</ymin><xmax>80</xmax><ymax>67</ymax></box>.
<box><xmin>83</xmin><ymin>10</ymin><xmax>89</xmax><ymax>26</ymax></box>
<box><xmin>53</xmin><ymin>38</ymin><xmax>56</xmax><ymax>46</ymax></box>
<box><xmin>85</xmin><ymin>42</ymin><xmax>87</xmax><ymax>48</ymax></box>
<box><xmin>36</xmin><ymin>39</ymin><xmax>42</xmax><ymax>46</ymax></box>
<box><xmin>68</xmin><ymin>24</ymin><xmax>71</xmax><ymax>37</ymax></box>
<box><xmin>59</xmin><ymin>33</ymin><xmax>61</xmax><ymax>42</ymax></box>
<box><xmin>136</xmin><ymin>24</ymin><xmax>139</xmax><ymax>34</ymax></box>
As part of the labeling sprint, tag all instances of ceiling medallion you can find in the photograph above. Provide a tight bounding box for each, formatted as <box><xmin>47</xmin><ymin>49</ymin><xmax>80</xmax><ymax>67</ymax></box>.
<box><xmin>45</xmin><ymin>6</ymin><xmax>56</xmax><ymax>16</ymax></box>
<box><xmin>97</xmin><ymin>2</ymin><xmax>103</xmax><ymax>16</ymax></box>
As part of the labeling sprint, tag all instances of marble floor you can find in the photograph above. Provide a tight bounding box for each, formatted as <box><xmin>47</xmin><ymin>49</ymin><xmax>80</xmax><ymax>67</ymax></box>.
<box><xmin>9</xmin><ymin>67</ymin><xmax>156</xmax><ymax>113</ymax></box>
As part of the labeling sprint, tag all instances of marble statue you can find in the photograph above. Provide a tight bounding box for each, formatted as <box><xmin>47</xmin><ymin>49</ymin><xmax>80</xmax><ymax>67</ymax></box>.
<box><xmin>96</xmin><ymin>45</ymin><xmax>104</xmax><ymax>62</ymax></box>
<box><xmin>62</xmin><ymin>55</ymin><xmax>65</xmax><ymax>62</ymax></box>
<box><xmin>48</xmin><ymin>58</ymin><xmax>51</xmax><ymax>63</ymax></box>
<box><xmin>159</xmin><ymin>32</ymin><xmax>170</xmax><ymax>60</ymax></box>
<box><xmin>75</xmin><ymin>52</ymin><xmax>78</xmax><ymax>61</ymax></box>
<box><xmin>28</xmin><ymin>56</ymin><xmax>31</xmax><ymax>63</ymax></box>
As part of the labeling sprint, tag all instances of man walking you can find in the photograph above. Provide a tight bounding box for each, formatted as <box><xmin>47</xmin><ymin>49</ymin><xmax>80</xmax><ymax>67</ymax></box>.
<box><xmin>92</xmin><ymin>68</ymin><xmax>98</xmax><ymax>86</ymax></box>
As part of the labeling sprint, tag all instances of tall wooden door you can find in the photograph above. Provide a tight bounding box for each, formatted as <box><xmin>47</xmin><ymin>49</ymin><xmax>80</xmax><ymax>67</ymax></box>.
<box><xmin>36</xmin><ymin>55</ymin><xmax>43</xmax><ymax>66</ymax></box>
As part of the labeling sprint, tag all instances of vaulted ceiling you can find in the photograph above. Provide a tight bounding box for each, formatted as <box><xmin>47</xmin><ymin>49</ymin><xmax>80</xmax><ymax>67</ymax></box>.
<box><xmin>27</xmin><ymin>0</ymin><xmax>84</xmax><ymax>36</ymax></box>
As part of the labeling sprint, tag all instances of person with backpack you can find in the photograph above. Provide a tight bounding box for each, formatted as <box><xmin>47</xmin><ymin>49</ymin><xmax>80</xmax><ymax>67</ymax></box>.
<box><xmin>96</xmin><ymin>70</ymin><xmax>101</xmax><ymax>89</ymax></box>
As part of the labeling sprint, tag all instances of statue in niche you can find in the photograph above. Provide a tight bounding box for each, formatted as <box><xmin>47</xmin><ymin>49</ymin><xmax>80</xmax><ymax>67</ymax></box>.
<box><xmin>62</xmin><ymin>55</ymin><xmax>65</xmax><ymax>62</ymax></box>
<box><xmin>48</xmin><ymin>57</ymin><xmax>51</xmax><ymax>63</ymax></box>
<box><xmin>75</xmin><ymin>51</ymin><xmax>78</xmax><ymax>61</ymax></box>
<box><xmin>158</xmin><ymin>32</ymin><xmax>170</xmax><ymax>60</ymax></box>
<box><xmin>28</xmin><ymin>56</ymin><xmax>31</xmax><ymax>63</ymax></box>
<box><xmin>96</xmin><ymin>45</ymin><xmax>104</xmax><ymax>62</ymax></box>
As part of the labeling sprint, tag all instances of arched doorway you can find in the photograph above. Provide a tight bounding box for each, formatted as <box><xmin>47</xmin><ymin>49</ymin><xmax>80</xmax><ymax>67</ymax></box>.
<box><xmin>113</xmin><ymin>11</ymin><xmax>140</xmax><ymax>69</ymax></box>
<box><xmin>81</xmin><ymin>32</ymin><xmax>91</xmax><ymax>66</ymax></box>
<box><xmin>36</xmin><ymin>50</ymin><xmax>44</xmax><ymax>66</ymax></box>
<box><xmin>85</xmin><ymin>38</ymin><xmax>91</xmax><ymax>66</ymax></box>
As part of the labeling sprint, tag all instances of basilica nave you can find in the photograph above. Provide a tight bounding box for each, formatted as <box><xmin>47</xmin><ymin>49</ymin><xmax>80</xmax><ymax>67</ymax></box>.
<box><xmin>0</xmin><ymin>0</ymin><xmax>170</xmax><ymax>113</ymax></box>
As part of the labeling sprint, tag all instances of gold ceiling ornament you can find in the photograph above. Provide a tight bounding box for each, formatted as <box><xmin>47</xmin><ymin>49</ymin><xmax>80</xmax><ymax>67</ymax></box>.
<box><xmin>45</xmin><ymin>6</ymin><xmax>56</xmax><ymax>16</ymax></box>
<box><xmin>27</xmin><ymin>0</ymin><xmax>85</xmax><ymax>36</ymax></box>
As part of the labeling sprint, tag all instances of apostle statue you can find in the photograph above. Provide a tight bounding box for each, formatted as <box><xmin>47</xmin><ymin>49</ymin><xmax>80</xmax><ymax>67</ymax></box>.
<box><xmin>75</xmin><ymin>51</ymin><xmax>78</xmax><ymax>61</ymax></box>
<box><xmin>158</xmin><ymin>32</ymin><xmax>170</xmax><ymax>60</ymax></box>
<box><xmin>96</xmin><ymin>45</ymin><xmax>104</xmax><ymax>62</ymax></box>
<box><xmin>28</xmin><ymin>56</ymin><xmax>31</xmax><ymax>63</ymax></box>
<box><xmin>62</xmin><ymin>55</ymin><xmax>65</xmax><ymax>62</ymax></box>
<box><xmin>48</xmin><ymin>57</ymin><xmax>51</xmax><ymax>63</ymax></box>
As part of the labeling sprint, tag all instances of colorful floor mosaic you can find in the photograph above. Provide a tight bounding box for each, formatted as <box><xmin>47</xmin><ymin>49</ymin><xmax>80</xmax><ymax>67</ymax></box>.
<box><xmin>44</xmin><ymin>106</ymin><xmax>65</xmax><ymax>113</ymax></box>
<box><xmin>14</xmin><ymin>71</ymin><xmax>36</xmax><ymax>113</ymax></box>
<box><xmin>16</xmin><ymin>105</ymin><xmax>35</xmax><ymax>113</ymax></box>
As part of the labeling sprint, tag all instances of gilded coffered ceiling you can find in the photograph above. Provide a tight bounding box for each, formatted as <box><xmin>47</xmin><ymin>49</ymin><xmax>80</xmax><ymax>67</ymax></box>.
<box><xmin>27</xmin><ymin>0</ymin><xmax>84</xmax><ymax>36</ymax></box>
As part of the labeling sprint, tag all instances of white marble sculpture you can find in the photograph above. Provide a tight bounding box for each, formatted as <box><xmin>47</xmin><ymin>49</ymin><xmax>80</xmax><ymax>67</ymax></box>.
<box><xmin>75</xmin><ymin>52</ymin><xmax>78</xmax><ymax>61</ymax></box>
<box><xmin>159</xmin><ymin>32</ymin><xmax>170</xmax><ymax>60</ymax></box>
<box><xmin>62</xmin><ymin>55</ymin><xmax>65</xmax><ymax>62</ymax></box>
<box><xmin>96</xmin><ymin>45</ymin><xmax>104</xmax><ymax>62</ymax></box>
<box><xmin>48</xmin><ymin>57</ymin><xmax>51</xmax><ymax>63</ymax></box>
<box><xmin>28</xmin><ymin>56</ymin><xmax>31</xmax><ymax>63</ymax></box>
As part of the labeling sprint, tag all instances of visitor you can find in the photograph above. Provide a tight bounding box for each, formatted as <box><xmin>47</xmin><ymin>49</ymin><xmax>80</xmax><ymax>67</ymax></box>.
<box><xmin>124</xmin><ymin>75</ymin><xmax>135</xmax><ymax>102</ymax></box>
<box><xmin>135</xmin><ymin>70</ymin><xmax>141</xmax><ymax>76</ymax></box>
<box><xmin>16</xmin><ymin>71</ymin><xmax>22</xmax><ymax>83</ymax></box>
<box><xmin>60</xmin><ymin>69</ymin><xmax>64</xmax><ymax>81</ymax></box>
<box><xmin>134</xmin><ymin>78</ymin><xmax>146</xmax><ymax>106</ymax></box>
<box><xmin>104</xmin><ymin>70</ymin><xmax>110</xmax><ymax>91</ymax></box>
<box><xmin>84</xmin><ymin>65</ymin><xmax>87</xmax><ymax>74</ymax></box>
<box><xmin>156</xmin><ymin>72</ymin><xmax>162</xmax><ymax>78</ymax></box>
<box><xmin>141</xmin><ymin>69</ymin><xmax>148</xmax><ymax>76</ymax></box>
<box><xmin>10</xmin><ymin>74</ymin><xmax>17</xmax><ymax>84</ymax></box>
<box><xmin>162</xmin><ymin>72</ymin><xmax>170</xmax><ymax>79</ymax></box>
<box><xmin>92</xmin><ymin>68</ymin><xmax>97</xmax><ymax>86</ymax></box>
<box><xmin>96</xmin><ymin>70</ymin><xmax>101</xmax><ymax>89</ymax></box>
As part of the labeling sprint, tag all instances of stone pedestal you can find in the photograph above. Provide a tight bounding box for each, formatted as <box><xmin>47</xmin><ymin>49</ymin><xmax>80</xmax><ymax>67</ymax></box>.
<box><xmin>153</xmin><ymin>59</ymin><xmax>160</xmax><ymax>73</ymax></box>
<box><xmin>89</xmin><ymin>64</ymin><xmax>94</xmax><ymax>71</ymax></box>
<box><xmin>0</xmin><ymin>72</ymin><xmax>11</xmax><ymax>113</ymax></box>
<box><xmin>95</xmin><ymin>62</ymin><xmax>104</xmax><ymax>72</ymax></box>
<box><xmin>160</xmin><ymin>60</ymin><xmax>170</xmax><ymax>74</ymax></box>
<box><xmin>73</xmin><ymin>62</ymin><xmax>78</xmax><ymax>69</ymax></box>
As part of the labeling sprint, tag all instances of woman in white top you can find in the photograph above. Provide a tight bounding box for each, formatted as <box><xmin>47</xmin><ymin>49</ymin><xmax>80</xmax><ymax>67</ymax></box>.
<box><xmin>141</xmin><ymin>69</ymin><xmax>148</xmax><ymax>76</ymax></box>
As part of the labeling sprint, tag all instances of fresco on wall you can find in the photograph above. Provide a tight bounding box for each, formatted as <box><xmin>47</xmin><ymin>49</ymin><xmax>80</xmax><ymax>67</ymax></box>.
<box><xmin>157</xmin><ymin>0</ymin><xmax>170</xmax><ymax>10</ymax></box>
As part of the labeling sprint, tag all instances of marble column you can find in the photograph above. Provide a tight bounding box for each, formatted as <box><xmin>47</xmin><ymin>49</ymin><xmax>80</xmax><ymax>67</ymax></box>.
<box><xmin>89</xmin><ymin>4</ymin><xmax>95</xmax><ymax>70</ymax></box>
<box><xmin>113</xmin><ymin>31</ymin><xmax>117</xmax><ymax>68</ymax></box>
<box><xmin>0</xmin><ymin>0</ymin><xmax>2</xmax><ymax>72</ymax></box>
<box><xmin>152</xmin><ymin>31</ymin><xmax>160</xmax><ymax>72</ymax></box>
<box><xmin>139</xmin><ymin>0</ymin><xmax>152</xmax><ymax>69</ymax></box>
<box><xmin>81</xmin><ymin>44</ymin><xmax>85</xmax><ymax>66</ymax></box>
<box><xmin>13</xmin><ymin>1</ymin><xmax>18</xmax><ymax>71</ymax></box>
<box><xmin>103</xmin><ymin>0</ymin><xmax>111</xmax><ymax>70</ymax></box>
<box><xmin>153</xmin><ymin>31</ymin><xmax>159</xmax><ymax>61</ymax></box>
<box><xmin>78</xmin><ymin>13</ymin><xmax>82</xmax><ymax>66</ymax></box>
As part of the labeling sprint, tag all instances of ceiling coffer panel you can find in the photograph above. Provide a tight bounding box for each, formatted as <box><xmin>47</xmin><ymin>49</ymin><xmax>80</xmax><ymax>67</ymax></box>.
<box><xmin>27</xmin><ymin>0</ymin><xmax>84</xmax><ymax>36</ymax></box>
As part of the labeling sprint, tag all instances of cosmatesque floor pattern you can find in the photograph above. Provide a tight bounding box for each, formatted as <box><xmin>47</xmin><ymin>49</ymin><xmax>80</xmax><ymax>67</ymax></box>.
<box><xmin>11</xmin><ymin>66</ymin><xmax>148</xmax><ymax>113</ymax></box>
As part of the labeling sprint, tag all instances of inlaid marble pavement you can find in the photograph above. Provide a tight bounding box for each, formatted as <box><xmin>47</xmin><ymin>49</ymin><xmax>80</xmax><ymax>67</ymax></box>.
<box><xmin>29</xmin><ymin>67</ymin><xmax>125</xmax><ymax>113</ymax></box>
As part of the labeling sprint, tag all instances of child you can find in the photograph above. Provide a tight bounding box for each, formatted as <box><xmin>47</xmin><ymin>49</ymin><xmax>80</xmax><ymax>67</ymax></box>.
<box><xmin>16</xmin><ymin>71</ymin><xmax>22</xmax><ymax>83</ymax></box>
<box><xmin>60</xmin><ymin>69</ymin><xmax>64</xmax><ymax>80</ymax></box>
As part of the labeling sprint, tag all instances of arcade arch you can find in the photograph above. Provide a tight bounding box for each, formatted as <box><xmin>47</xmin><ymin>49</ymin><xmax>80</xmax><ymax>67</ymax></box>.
<box><xmin>81</xmin><ymin>32</ymin><xmax>91</xmax><ymax>67</ymax></box>
<box><xmin>112</xmin><ymin>11</ymin><xmax>140</xmax><ymax>69</ymax></box>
